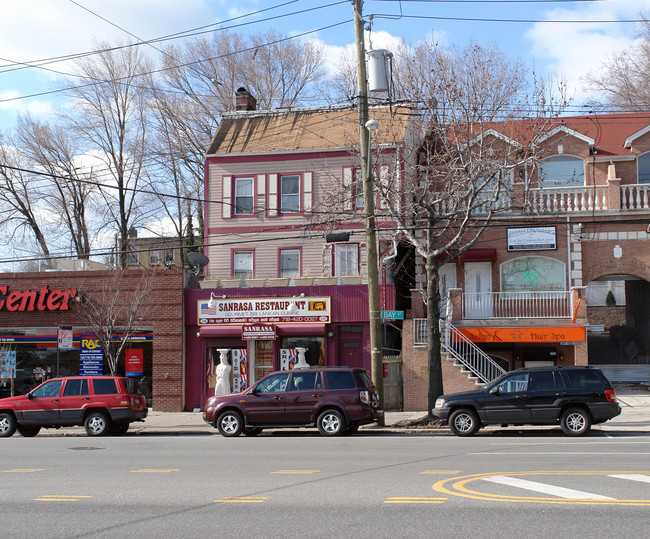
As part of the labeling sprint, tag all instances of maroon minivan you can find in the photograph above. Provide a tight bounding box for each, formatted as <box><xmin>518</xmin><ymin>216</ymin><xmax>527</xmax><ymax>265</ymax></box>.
<box><xmin>203</xmin><ymin>366</ymin><xmax>379</xmax><ymax>437</ymax></box>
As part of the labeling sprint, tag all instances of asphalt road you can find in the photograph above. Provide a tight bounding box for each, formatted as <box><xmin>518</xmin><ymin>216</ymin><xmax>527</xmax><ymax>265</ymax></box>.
<box><xmin>2</xmin><ymin>432</ymin><xmax>649</xmax><ymax>538</ymax></box>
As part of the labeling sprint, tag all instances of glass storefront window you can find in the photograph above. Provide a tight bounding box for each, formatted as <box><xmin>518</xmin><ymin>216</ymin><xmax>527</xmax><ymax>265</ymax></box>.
<box><xmin>280</xmin><ymin>336</ymin><xmax>325</xmax><ymax>367</ymax></box>
<box><xmin>500</xmin><ymin>256</ymin><xmax>566</xmax><ymax>292</ymax></box>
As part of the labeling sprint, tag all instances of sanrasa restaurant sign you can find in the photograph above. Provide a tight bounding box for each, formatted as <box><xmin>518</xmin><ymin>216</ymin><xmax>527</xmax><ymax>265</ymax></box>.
<box><xmin>0</xmin><ymin>285</ymin><xmax>77</xmax><ymax>312</ymax></box>
<box><xmin>198</xmin><ymin>297</ymin><xmax>331</xmax><ymax>325</ymax></box>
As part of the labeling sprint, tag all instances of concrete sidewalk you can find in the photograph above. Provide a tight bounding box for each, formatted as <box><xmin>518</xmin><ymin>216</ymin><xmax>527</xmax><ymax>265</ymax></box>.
<box><xmin>36</xmin><ymin>383</ymin><xmax>650</xmax><ymax>437</ymax></box>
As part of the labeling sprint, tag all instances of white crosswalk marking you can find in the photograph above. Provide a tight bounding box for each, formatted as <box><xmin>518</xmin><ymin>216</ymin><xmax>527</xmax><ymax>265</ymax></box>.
<box><xmin>482</xmin><ymin>476</ymin><xmax>615</xmax><ymax>500</ymax></box>
<box><xmin>608</xmin><ymin>474</ymin><xmax>650</xmax><ymax>484</ymax></box>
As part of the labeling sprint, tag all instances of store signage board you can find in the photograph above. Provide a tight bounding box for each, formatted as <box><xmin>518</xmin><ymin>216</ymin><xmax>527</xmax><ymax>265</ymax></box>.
<box><xmin>242</xmin><ymin>325</ymin><xmax>276</xmax><ymax>340</ymax></box>
<box><xmin>381</xmin><ymin>310</ymin><xmax>404</xmax><ymax>320</ymax></box>
<box><xmin>198</xmin><ymin>297</ymin><xmax>331</xmax><ymax>325</ymax></box>
<box><xmin>0</xmin><ymin>285</ymin><xmax>77</xmax><ymax>311</ymax></box>
<box><xmin>507</xmin><ymin>227</ymin><xmax>556</xmax><ymax>251</ymax></box>
<box><xmin>459</xmin><ymin>326</ymin><xmax>585</xmax><ymax>343</ymax></box>
<box><xmin>80</xmin><ymin>335</ymin><xmax>103</xmax><ymax>376</ymax></box>
<box><xmin>58</xmin><ymin>325</ymin><xmax>73</xmax><ymax>349</ymax></box>
<box><xmin>0</xmin><ymin>350</ymin><xmax>16</xmax><ymax>378</ymax></box>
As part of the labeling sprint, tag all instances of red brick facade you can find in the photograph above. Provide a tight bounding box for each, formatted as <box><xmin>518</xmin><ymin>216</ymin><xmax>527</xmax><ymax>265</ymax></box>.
<box><xmin>0</xmin><ymin>269</ymin><xmax>185</xmax><ymax>411</ymax></box>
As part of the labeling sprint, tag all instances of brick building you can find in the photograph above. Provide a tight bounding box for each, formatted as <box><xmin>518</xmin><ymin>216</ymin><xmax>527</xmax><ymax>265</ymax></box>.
<box><xmin>402</xmin><ymin>112</ymin><xmax>650</xmax><ymax>409</ymax></box>
<box><xmin>0</xmin><ymin>268</ymin><xmax>184</xmax><ymax>411</ymax></box>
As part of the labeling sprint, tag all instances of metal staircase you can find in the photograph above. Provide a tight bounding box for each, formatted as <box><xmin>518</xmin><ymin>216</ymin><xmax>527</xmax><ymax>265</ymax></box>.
<box><xmin>441</xmin><ymin>318</ymin><xmax>506</xmax><ymax>384</ymax></box>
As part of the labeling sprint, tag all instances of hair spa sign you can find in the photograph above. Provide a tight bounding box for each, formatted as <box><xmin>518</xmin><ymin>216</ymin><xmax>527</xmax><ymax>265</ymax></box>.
<box><xmin>0</xmin><ymin>285</ymin><xmax>77</xmax><ymax>312</ymax></box>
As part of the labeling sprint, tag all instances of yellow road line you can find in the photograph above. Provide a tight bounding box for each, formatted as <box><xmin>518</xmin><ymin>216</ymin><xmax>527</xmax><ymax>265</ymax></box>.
<box><xmin>35</xmin><ymin>495</ymin><xmax>92</xmax><ymax>502</ymax></box>
<box><xmin>385</xmin><ymin>497</ymin><xmax>447</xmax><ymax>504</ymax></box>
<box><xmin>271</xmin><ymin>470</ymin><xmax>320</xmax><ymax>474</ymax></box>
<box><xmin>214</xmin><ymin>496</ymin><xmax>271</xmax><ymax>503</ymax></box>
<box><xmin>130</xmin><ymin>469</ymin><xmax>180</xmax><ymax>473</ymax></box>
<box><xmin>3</xmin><ymin>469</ymin><xmax>46</xmax><ymax>473</ymax></box>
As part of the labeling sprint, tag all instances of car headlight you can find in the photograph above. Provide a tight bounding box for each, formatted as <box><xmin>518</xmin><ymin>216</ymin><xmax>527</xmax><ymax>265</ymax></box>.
<box><xmin>207</xmin><ymin>397</ymin><xmax>217</xmax><ymax>407</ymax></box>
<box><xmin>434</xmin><ymin>397</ymin><xmax>446</xmax><ymax>409</ymax></box>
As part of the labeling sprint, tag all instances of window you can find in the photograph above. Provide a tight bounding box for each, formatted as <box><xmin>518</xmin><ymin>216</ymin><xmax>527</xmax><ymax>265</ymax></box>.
<box><xmin>93</xmin><ymin>378</ymin><xmax>118</xmax><ymax>395</ymax></box>
<box><xmin>128</xmin><ymin>251</ymin><xmax>139</xmax><ymax>266</ymax></box>
<box><xmin>149</xmin><ymin>250</ymin><xmax>160</xmax><ymax>265</ymax></box>
<box><xmin>164</xmin><ymin>249</ymin><xmax>174</xmax><ymax>265</ymax></box>
<box><xmin>32</xmin><ymin>380</ymin><xmax>63</xmax><ymax>398</ymax></box>
<box><xmin>234</xmin><ymin>177</ymin><xmax>254</xmax><ymax>215</ymax></box>
<box><xmin>279</xmin><ymin>249</ymin><xmax>300</xmax><ymax>278</ymax></box>
<box><xmin>288</xmin><ymin>372</ymin><xmax>318</xmax><ymax>392</ymax></box>
<box><xmin>256</xmin><ymin>373</ymin><xmax>289</xmax><ymax>393</ymax></box>
<box><xmin>563</xmin><ymin>369</ymin><xmax>603</xmax><ymax>389</ymax></box>
<box><xmin>63</xmin><ymin>378</ymin><xmax>89</xmax><ymax>397</ymax></box>
<box><xmin>280</xmin><ymin>175</ymin><xmax>300</xmax><ymax>213</ymax></box>
<box><xmin>638</xmin><ymin>152</ymin><xmax>650</xmax><ymax>184</ymax></box>
<box><xmin>334</xmin><ymin>244</ymin><xmax>358</xmax><ymax>276</ymax></box>
<box><xmin>528</xmin><ymin>371</ymin><xmax>557</xmax><ymax>392</ymax></box>
<box><xmin>496</xmin><ymin>372</ymin><xmax>528</xmax><ymax>393</ymax></box>
<box><xmin>325</xmin><ymin>370</ymin><xmax>356</xmax><ymax>390</ymax></box>
<box><xmin>233</xmin><ymin>251</ymin><xmax>253</xmax><ymax>279</ymax></box>
<box><xmin>539</xmin><ymin>155</ymin><xmax>584</xmax><ymax>187</ymax></box>
<box><xmin>354</xmin><ymin>169</ymin><xmax>364</xmax><ymax>209</ymax></box>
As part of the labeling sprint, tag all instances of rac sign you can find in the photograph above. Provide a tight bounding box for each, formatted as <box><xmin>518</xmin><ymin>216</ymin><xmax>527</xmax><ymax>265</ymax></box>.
<box><xmin>0</xmin><ymin>285</ymin><xmax>77</xmax><ymax>312</ymax></box>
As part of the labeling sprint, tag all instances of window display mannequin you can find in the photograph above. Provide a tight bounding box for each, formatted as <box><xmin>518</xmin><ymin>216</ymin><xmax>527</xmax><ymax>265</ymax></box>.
<box><xmin>215</xmin><ymin>349</ymin><xmax>232</xmax><ymax>395</ymax></box>
<box><xmin>294</xmin><ymin>347</ymin><xmax>309</xmax><ymax>369</ymax></box>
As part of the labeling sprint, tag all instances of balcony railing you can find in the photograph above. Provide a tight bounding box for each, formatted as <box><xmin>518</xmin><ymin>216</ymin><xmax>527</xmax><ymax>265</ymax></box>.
<box><xmin>527</xmin><ymin>185</ymin><xmax>608</xmax><ymax>213</ymax></box>
<box><xmin>462</xmin><ymin>291</ymin><xmax>571</xmax><ymax>319</ymax></box>
<box><xmin>621</xmin><ymin>184</ymin><xmax>650</xmax><ymax>209</ymax></box>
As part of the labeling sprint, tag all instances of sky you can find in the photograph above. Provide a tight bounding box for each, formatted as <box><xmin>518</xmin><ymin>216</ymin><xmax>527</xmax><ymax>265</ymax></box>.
<box><xmin>1</xmin><ymin>0</ymin><xmax>650</xmax><ymax>131</ymax></box>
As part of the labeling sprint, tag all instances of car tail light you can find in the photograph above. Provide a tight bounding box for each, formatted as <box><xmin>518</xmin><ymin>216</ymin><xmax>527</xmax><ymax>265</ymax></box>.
<box><xmin>359</xmin><ymin>390</ymin><xmax>370</xmax><ymax>404</ymax></box>
<box><xmin>605</xmin><ymin>389</ymin><xmax>617</xmax><ymax>403</ymax></box>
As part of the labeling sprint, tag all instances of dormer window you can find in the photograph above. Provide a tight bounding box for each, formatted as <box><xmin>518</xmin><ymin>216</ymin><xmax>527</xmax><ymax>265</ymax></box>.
<box><xmin>539</xmin><ymin>155</ymin><xmax>584</xmax><ymax>188</ymax></box>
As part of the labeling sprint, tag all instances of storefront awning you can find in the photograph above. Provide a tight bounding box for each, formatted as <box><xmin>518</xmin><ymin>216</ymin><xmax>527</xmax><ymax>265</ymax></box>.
<box><xmin>199</xmin><ymin>324</ymin><xmax>326</xmax><ymax>338</ymax></box>
<box><xmin>437</xmin><ymin>248</ymin><xmax>497</xmax><ymax>262</ymax></box>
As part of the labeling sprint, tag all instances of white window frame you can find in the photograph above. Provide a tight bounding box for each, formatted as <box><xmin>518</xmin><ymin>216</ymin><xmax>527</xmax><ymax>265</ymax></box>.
<box><xmin>233</xmin><ymin>250</ymin><xmax>253</xmax><ymax>279</ymax></box>
<box><xmin>334</xmin><ymin>244</ymin><xmax>359</xmax><ymax>276</ymax></box>
<box><xmin>539</xmin><ymin>155</ymin><xmax>584</xmax><ymax>188</ymax></box>
<box><xmin>280</xmin><ymin>174</ymin><xmax>301</xmax><ymax>213</ymax></box>
<box><xmin>234</xmin><ymin>177</ymin><xmax>254</xmax><ymax>215</ymax></box>
<box><xmin>279</xmin><ymin>248</ymin><xmax>300</xmax><ymax>278</ymax></box>
<box><xmin>149</xmin><ymin>250</ymin><xmax>160</xmax><ymax>265</ymax></box>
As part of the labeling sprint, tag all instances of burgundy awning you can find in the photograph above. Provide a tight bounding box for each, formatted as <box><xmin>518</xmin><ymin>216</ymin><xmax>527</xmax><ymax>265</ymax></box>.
<box><xmin>199</xmin><ymin>324</ymin><xmax>326</xmax><ymax>338</ymax></box>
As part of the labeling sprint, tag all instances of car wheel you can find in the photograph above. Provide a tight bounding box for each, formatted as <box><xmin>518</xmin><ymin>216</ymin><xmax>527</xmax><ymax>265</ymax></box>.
<box><xmin>317</xmin><ymin>409</ymin><xmax>346</xmax><ymax>436</ymax></box>
<box><xmin>243</xmin><ymin>427</ymin><xmax>262</xmax><ymax>436</ymax></box>
<box><xmin>0</xmin><ymin>413</ymin><xmax>17</xmax><ymax>437</ymax></box>
<box><xmin>17</xmin><ymin>425</ymin><xmax>41</xmax><ymax>437</ymax></box>
<box><xmin>110</xmin><ymin>423</ymin><xmax>129</xmax><ymax>436</ymax></box>
<box><xmin>449</xmin><ymin>408</ymin><xmax>480</xmax><ymax>436</ymax></box>
<box><xmin>84</xmin><ymin>411</ymin><xmax>111</xmax><ymax>436</ymax></box>
<box><xmin>560</xmin><ymin>407</ymin><xmax>591</xmax><ymax>436</ymax></box>
<box><xmin>216</xmin><ymin>411</ymin><xmax>244</xmax><ymax>437</ymax></box>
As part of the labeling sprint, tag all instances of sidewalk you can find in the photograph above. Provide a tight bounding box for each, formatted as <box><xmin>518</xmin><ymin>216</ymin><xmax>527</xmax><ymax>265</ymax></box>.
<box><xmin>38</xmin><ymin>383</ymin><xmax>650</xmax><ymax>437</ymax></box>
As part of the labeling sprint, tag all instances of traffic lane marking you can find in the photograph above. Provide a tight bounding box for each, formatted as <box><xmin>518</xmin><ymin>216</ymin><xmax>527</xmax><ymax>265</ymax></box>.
<box><xmin>35</xmin><ymin>495</ymin><xmax>93</xmax><ymax>502</ymax></box>
<box><xmin>130</xmin><ymin>469</ymin><xmax>180</xmax><ymax>473</ymax></box>
<box><xmin>3</xmin><ymin>469</ymin><xmax>46</xmax><ymax>473</ymax></box>
<box><xmin>609</xmin><ymin>474</ymin><xmax>650</xmax><ymax>484</ymax></box>
<box><xmin>384</xmin><ymin>497</ymin><xmax>447</xmax><ymax>504</ymax></box>
<box><xmin>433</xmin><ymin>471</ymin><xmax>650</xmax><ymax>506</ymax></box>
<box><xmin>483</xmin><ymin>475</ymin><xmax>614</xmax><ymax>500</ymax></box>
<box><xmin>271</xmin><ymin>470</ymin><xmax>320</xmax><ymax>474</ymax></box>
<box><xmin>214</xmin><ymin>497</ymin><xmax>271</xmax><ymax>503</ymax></box>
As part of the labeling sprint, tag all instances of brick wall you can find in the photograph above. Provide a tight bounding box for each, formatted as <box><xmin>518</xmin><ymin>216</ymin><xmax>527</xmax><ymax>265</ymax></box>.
<box><xmin>0</xmin><ymin>269</ymin><xmax>185</xmax><ymax>411</ymax></box>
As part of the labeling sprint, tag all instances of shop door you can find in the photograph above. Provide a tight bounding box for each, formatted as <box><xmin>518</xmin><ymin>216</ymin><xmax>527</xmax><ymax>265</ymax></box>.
<box><xmin>338</xmin><ymin>330</ymin><xmax>364</xmax><ymax>369</ymax></box>
<box><xmin>464</xmin><ymin>262</ymin><xmax>493</xmax><ymax>318</ymax></box>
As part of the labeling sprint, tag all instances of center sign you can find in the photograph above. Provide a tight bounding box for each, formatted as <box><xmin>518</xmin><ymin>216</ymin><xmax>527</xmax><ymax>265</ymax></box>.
<box><xmin>198</xmin><ymin>296</ymin><xmax>331</xmax><ymax>325</ymax></box>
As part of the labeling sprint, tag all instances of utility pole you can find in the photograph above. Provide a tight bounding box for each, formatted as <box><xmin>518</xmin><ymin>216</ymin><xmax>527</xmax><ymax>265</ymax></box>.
<box><xmin>352</xmin><ymin>0</ymin><xmax>384</xmax><ymax>424</ymax></box>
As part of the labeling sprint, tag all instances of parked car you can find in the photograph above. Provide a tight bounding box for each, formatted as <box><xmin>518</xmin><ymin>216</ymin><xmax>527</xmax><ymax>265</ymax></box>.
<box><xmin>432</xmin><ymin>366</ymin><xmax>621</xmax><ymax>436</ymax></box>
<box><xmin>0</xmin><ymin>376</ymin><xmax>148</xmax><ymax>437</ymax></box>
<box><xmin>203</xmin><ymin>366</ymin><xmax>379</xmax><ymax>437</ymax></box>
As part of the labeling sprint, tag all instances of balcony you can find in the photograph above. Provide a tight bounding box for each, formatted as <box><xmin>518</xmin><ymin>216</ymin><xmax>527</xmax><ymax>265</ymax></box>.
<box><xmin>461</xmin><ymin>291</ymin><xmax>571</xmax><ymax>319</ymax></box>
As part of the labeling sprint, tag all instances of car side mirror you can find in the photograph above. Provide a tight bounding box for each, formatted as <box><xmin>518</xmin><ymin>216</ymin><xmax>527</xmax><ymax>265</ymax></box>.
<box><xmin>27</xmin><ymin>392</ymin><xmax>34</xmax><ymax>400</ymax></box>
<box><xmin>489</xmin><ymin>386</ymin><xmax>499</xmax><ymax>395</ymax></box>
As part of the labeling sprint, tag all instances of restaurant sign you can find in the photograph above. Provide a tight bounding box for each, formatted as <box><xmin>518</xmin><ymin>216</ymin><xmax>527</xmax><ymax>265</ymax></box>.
<box><xmin>198</xmin><ymin>296</ymin><xmax>331</xmax><ymax>325</ymax></box>
<box><xmin>242</xmin><ymin>325</ymin><xmax>276</xmax><ymax>340</ymax></box>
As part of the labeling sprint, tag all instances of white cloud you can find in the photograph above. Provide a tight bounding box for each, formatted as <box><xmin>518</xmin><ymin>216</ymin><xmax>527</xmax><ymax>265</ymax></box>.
<box><xmin>0</xmin><ymin>90</ymin><xmax>54</xmax><ymax>117</ymax></box>
<box><xmin>525</xmin><ymin>0</ymin><xmax>650</xmax><ymax>101</ymax></box>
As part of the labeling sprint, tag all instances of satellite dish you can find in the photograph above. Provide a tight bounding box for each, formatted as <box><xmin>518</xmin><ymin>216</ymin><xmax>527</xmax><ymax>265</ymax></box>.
<box><xmin>187</xmin><ymin>252</ymin><xmax>209</xmax><ymax>275</ymax></box>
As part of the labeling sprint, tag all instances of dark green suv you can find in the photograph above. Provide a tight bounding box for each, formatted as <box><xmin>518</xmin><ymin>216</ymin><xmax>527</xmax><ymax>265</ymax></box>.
<box><xmin>433</xmin><ymin>366</ymin><xmax>621</xmax><ymax>436</ymax></box>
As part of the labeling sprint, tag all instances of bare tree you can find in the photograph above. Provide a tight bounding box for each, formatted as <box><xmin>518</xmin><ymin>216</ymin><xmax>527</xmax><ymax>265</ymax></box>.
<box><xmin>14</xmin><ymin>116</ymin><xmax>96</xmax><ymax>259</ymax></box>
<box><xmin>61</xmin><ymin>42</ymin><xmax>158</xmax><ymax>268</ymax></box>
<box><xmin>585</xmin><ymin>15</ymin><xmax>650</xmax><ymax>110</ymax></box>
<box><xmin>78</xmin><ymin>269</ymin><xmax>155</xmax><ymax>376</ymax></box>
<box><xmin>0</xmin><ymin>135</ymin><xmax>53</xmax><ymax>266</ymax></box>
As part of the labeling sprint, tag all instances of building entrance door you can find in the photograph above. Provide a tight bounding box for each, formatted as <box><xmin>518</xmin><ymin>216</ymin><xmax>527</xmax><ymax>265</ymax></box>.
<box><xmin>464</xmin><ymin>262</ymin><xmax>493</xmax><ymax>318</ymax></box>
<box><xmin>338</xmin><ymin>326</ymin><xmax>365</xmax><ymax>370</ymax></box>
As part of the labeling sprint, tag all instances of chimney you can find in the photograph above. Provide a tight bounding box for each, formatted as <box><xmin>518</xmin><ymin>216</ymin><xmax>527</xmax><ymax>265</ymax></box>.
<box><xmin>235</xmin><ymin>87</ymin><xmax>257</xmax><ymax>111</ymax></box>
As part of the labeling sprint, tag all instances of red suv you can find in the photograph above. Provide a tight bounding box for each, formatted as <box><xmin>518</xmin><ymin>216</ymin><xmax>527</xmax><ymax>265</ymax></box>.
<box><xmin>203</xmin><ymin>366</ymin><xmax>379</xmax><ymax>437</ymax></box>
<box><xmin>0</xmin><ymin>376</ymin><xmax>148</xmax><ymax>437</ymax></box>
